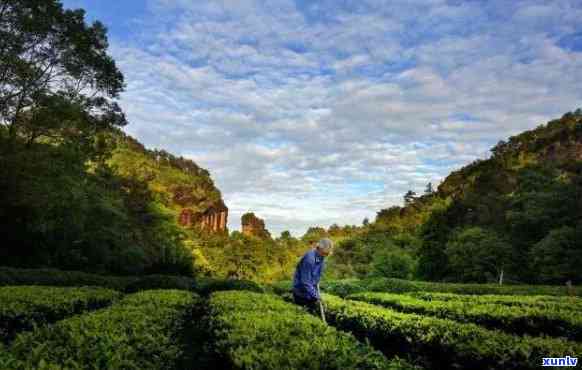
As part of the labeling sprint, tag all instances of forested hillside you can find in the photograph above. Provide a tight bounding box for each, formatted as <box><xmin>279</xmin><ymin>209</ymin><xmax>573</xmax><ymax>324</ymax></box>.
<box><xmin>0</xmin><ymin>0</ymin><xmax>304</xmax><ymax>279</ymax></box>
<box><xmin>0</xmin><ymin>117</ymin><xmax>228</xmax><ymax>275</ymax></box>
<box><xmin>325</xmin><ymin>111</ymin><xmax>582</xmax><ymax>284</ymax></box>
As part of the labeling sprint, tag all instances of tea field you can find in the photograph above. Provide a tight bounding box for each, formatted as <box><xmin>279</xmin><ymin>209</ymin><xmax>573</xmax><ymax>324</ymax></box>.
<box><xmin>0</xmin><ymin>268</ymin><xmax>580</xmax><ymax>369</ymax></box>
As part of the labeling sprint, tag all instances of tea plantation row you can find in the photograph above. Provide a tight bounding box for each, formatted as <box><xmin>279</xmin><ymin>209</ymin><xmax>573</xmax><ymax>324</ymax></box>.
<box><xmin>409</xmin><ymin>291</ymin><xmax>582</xmax><ymax>310</ymax></box>
<box><xmin>322</xmin><ymin>294</ymin><xmax>582</xmax><ymax>370</ymax></box>
<box><xmin>349</xmin><ymin>292</ymin><xmax>582</xmax><ymax>340</ymax></box>
<box><xmin>0</xmin><ymin>290</ymin><xmax>197</xmax><ymax>369</ymax></box>
<box><xmin>1</xmin><ymin>267</ymin><xmax>580</xmax><ymax>369</ymax></box>
<box><xmin>0</xmin><ymin>287</ymin><xmax>421</xmax><ymax>369</ymax></box>
<box><xmin>0</xmin><ymin>286</ymin><xmax>121</xmax><ymax>343</ymax></box>
<box><xmin>206</xmin><ymin>291</ymin><xmax>418</xmax><ymax>369</ymax></box>
<box><xmin>4</xmin><ymin>266</ymin><xmax>578</xmax><ymax>298</ymax></box>
<box><xmin>272</xmin><ymin>278</ymin><xmax>581</xmax><ymax>297</ymax></box>
<box><xmin>0</xmin><ymin>267</ymin><xmax>263</xmax><ymax>295</ymax></box>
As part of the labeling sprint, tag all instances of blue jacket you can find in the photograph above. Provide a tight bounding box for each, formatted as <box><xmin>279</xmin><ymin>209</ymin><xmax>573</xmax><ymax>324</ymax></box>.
<box><xmin>293</xmin><ymin>249</ymin><xmax>325</xmax><ymax>300</ymax></box>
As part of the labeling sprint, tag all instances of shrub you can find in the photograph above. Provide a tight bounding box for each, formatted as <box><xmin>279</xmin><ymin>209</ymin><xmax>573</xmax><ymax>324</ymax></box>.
<box><xmin>410</xmin><ymin>291</ymin><xmax>582</xmax><ymax>310</ymax></box>
<box><xmin>365</xmin><ymin>278</ymin><xmax>420</xmax><ymax>294</ymax></box>
<box><xmin>0</xmin><ymin>267</ymin><xmax>135</xmax><ymax>291</ymax></box>
<box><xmin>269</xmin><ymin>280</ymin><xmax>293</xmax><ymax>295</ymax></box>
<box><xmin>0</xmin><ymin>286</ymin><xmax>121</xmax><ymax>342</ymax></box>
<box><xmin>194</xmin><ymin>278</ymin><xmax>265</xmax><ymax>296</ymax></box>
<box><xmin>398</xmin><ymin>280</ymin><xmax>580</xmax><ymax>296</ymax></box>
<box><xmin>271</xmin><ymin>279</ymin><xmax>369</xmax><ymax>297</ymax></box>
<box><xmin>124</xmin><ymin>274</ymin><xmax>196</xmax><ymax>293</ymax></box>
<box><xmin>0</xmin><ymin>267</ymin><xmax>270</xmax><ymax>296</ymax></box>
<box><xmin>371</xmin><ymin>249</ymin><xmax>416</xmax><ymax>279</ymax></box>
<box><xmin>321</xmin><ymin>279</ymin><xmax>369</xmax><ymax>297</ymax></box>
<box><xmin>321</xmin><ymin>277</ymin><xmax>581</xmax><ymax>296</ymax></box>
<box><xmin>206</xmin><ymin>291</ymin><xmax>418</xmax><ymax>370</ymax></box>
<box><xmin>323</xmin><ymin>294</ymin><xmax>582</xmax><ymax>370</ymax></box>
<box><xmin>3</xmin><ymin>290</ymin><xmax>197</xmax><ymax>369</ymax></box>
<box><xmin>349</xmin><ymin>292</ymin><xmax>582</xmax><ymax>340</ymax></box>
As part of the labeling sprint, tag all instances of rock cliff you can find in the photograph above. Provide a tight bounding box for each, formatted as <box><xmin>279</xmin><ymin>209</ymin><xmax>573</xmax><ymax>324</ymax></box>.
<box><xmin>241</xmin><ymin>212</ymin><xmax>271</xmax><ymax>238</ymax></box>
<box><xmin>179</xmin><ymin>200</ymin><xmax>228</xmax><ymax>232</ymax></box>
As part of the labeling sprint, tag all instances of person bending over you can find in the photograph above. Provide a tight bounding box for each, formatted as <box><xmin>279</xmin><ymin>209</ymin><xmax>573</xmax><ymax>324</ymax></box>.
<box><xmin>292</xmin><ymin>238</ymin><xmax>334</xmax><ymax>313</ymax></box>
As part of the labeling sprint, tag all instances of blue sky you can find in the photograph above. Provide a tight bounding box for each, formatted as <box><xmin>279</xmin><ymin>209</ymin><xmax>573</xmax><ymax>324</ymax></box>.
<box><xmin>62</xmin><ymin>0</ymin><xmax>582</xmax><ymax>236</ymax></box>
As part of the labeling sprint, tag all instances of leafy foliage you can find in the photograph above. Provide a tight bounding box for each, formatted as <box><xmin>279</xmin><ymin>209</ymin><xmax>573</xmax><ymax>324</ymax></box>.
<box><xmin>0</xmin><ymin>286</ymin><xmax>121</xmax><ymax>342</ymax></box>
<box><xmin>0</xmin><ymin>0</ymin><xmax>126</xmax><ymax>148</ymax></box>
<box><xmin>371</xmin><ymin>248</ymin><xmax>416</xmax><ymax>279</ymax></box>
<box><xmin>0</xmin><ymin>0</ymin><xmax>205</xmax><ymax>276</ymax></box>
<box><xmin>194</xmin><ymin>277</ymin><xmax>264</xmax><ymax>296</ymax></box>
<box><xmin>323</xmin><ymin>294</ymin><xmax>582</xmax><ymax>370</ymax></box>
<box><xmin>409</xmin><ymin>291</ymin><xmax>582</xmax><ymax>311</ymax></box>
<box><xmin>329</xmin><ymin>111</ymin><xmax>582</xmax><ymax>283</ymax></box>
<box><xmin>0</xmin><ymin>267</ymin><xmax>269</xmax><ymax>296</ymax></box>
<box><xmin>0</xmin><ymin>267</ymin><xmax>136</xmax><ymax>290</ymax></box>
<box><xmin>530</xmin><ymin>225</ymin><xmax>582</xmax><ymax>284</ymax></box>
<box><xmin>445</xmin><ymin>227</ymin><xmax>511</xmax><ymax>283</ymax></box>
<box><xmin>2</xmin><ymin>290</ymin><xmax>197</xmax><ymax>369</ymax></box>
<box><xmin>273</xmin><ymin>277</ymin><xmax>581</xmax><ymax>297</ymax></box>
<box><xmin>349</xmin><ymin>292</ymin><xmax>582</xmax><ymax>340</ymax></box>
<box><xmin>206</xmin><ymin>291</ymin><xmax>416</xmax><ymax>370</ymax></box>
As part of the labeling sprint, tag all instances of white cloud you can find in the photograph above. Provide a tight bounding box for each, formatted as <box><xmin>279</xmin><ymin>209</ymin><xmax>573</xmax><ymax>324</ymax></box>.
<box><xmin>97</xmin><ymin>0</ymin><xmax>582</xmax><ymax>236</ymax></box>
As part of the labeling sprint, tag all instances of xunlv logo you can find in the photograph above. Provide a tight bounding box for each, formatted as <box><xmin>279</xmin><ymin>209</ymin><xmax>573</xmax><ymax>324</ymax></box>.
<box><xmin>542</xmin><ymin>356</ymin><xmax>578</xmax><ymax>367</ymax></box>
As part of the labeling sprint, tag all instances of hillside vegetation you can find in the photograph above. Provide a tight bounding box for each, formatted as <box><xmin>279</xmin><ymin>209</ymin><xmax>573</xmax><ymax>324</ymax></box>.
<box><xmin>319</xmin><ymin>111</ymin><xmax>582</xmax><ymax>285</ymax></box>
<box><xmin>0</xmin><ymin>0</ymin><xmax>309</xmax><ymax>281</ymax></box>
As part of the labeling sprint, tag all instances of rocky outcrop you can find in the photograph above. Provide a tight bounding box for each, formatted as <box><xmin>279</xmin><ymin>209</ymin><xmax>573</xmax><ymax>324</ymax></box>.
<box><xmin>241</xmin><ymin>212</ymin><xmax>271</xmax><ymax>238</ymax></box>
<box><xmin>179</xmin><ymin>208</ymin><xmax>196</xmax><ymax>227</ymax></box>
<box><xmin>179</xmin><ymin>199</ymin><xmax>228</xmax><ymax>232</ymax></box>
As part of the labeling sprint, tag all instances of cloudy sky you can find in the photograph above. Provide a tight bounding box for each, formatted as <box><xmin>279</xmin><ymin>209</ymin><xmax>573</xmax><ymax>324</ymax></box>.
<box><xmin>62</xmin><ymin>0</ymin><xmax>582</xmax><ymax>236</ymax></box>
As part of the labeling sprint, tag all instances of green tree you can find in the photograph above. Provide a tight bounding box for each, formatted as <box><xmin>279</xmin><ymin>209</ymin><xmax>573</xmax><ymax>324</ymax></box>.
<box><xmin>371</xmin><ymin>248</ymin><xmax>416</xmax><ymax>279</ymax></box>
<box><xmin>416</xmin><ymin>203</ymin><xmax>452</xmax><ymax>281</ymax></box>
<box><xmin>424</xmin><ymin>182</ymin><xmax>434</xmax><ymax>195</ymax></box>
<box><xmin>301</xmin><ymin>226</ymin><xmax>328</xmax><ymax>244</ymax></box>
<box><xmin>403</xmin><ymin>190</ymin><xmax>417</xmax><ymax>205</ymax></box>
<box><xmin>505</xmin><ymin>167</ymin><xmax>579</xmax><ymax>280</ymax></box>
<box><xmin>279</xmin><ymin>230</ymin><xmax>292</xmax><ymax>240</ymax></box>
<box><xmin>0</xmin><ymin>0</ymin><xmax>125</xmax><ymax>150</ymax></box>
<box><xmin>446</xmin><ymin>227</ymin><xmax>512</xmax><ymax>284</ymax></box>
<box><xmin>506</xmin><ymin>168</ymin><xmax>577</xmax><ymax>246</ymax></box>
<box><xmin>530</xmin><ymin>225</ymin><xmax>582</xmax><ymax>284</ymax></box>
<box><xmin>221</xmin><ymin>234</ymin><xmax>265</xmax><ymax>280</ymax></box>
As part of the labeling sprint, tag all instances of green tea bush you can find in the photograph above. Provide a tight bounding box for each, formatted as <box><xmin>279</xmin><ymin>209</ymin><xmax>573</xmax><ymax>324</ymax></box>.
<box><xmin>314</xmin><ymin>277</ymin><xmax>580</xmax><ymax>297</ymax></box>
<box><xmin>363</xmin><ymin>278</ymin><xmax>581</xmax><ymax>296</ymax></box>
<box><xmin>323</xmin><ymin>294</ymin><xmax>582</xmax><ymax>370</ymax></box>
<box><xmin>0</xmin><ymin>343</ymin><xmax>15</xmax><ymax>366</ymax></box>
<box><xmin>364</xmin><ymin>278</ymin><xmax>420</xmax><ymax>294</ymax></box>
<box><xmin>269</xmin><ymin>280</ymin><xmax>292</xmax><ymax>295</ymax></box>
<box><xmin>0</xmin><ymin>286</ymin><xmax>121</xmax><ymax>343</ymax></box>
<box><xmin>124</xmin><ymin>274</ymin><xmax>196</xmax><ymax>293</ymax></box>
<box><xmin>194</xmin><ymin>278</ymin><xmax>265</xmax><ymax>296</ymax></box>
<box><xmin>271</xmin><ymin>279</ymin><xmax>368</xmax><ymax>297</ymax></box>
<box><xmin>2</xmin><ymin>290</ymin><xmax>197</xmax><ymax>369</ymax></box>
<box><xmin>0</xmin><ymin>267</ymin><xmax>268</xmax><ymax>296</ymax></box>
<box><xmin>410</xmin><ymin>291</ymin><xmax>582</xmax><ymax>310</ymax></box>
<box><xmin>207</xmin><ymin>291</ymin><xmax>418</xmax><ymax>370</ymax></box>
<box><xmin>349</xmin><ymin>292</ymin><xmax>582</xmax><ymax>340</ymax></box>
<box><xmin>0</xmin><ymin>267</ymin><xmax>135</xmax><ymax>291</ymax></box>
<box><xmin>321</xmin><ymin>279</ymin><xmax>369</xmax><ymax>296</ymax></box>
